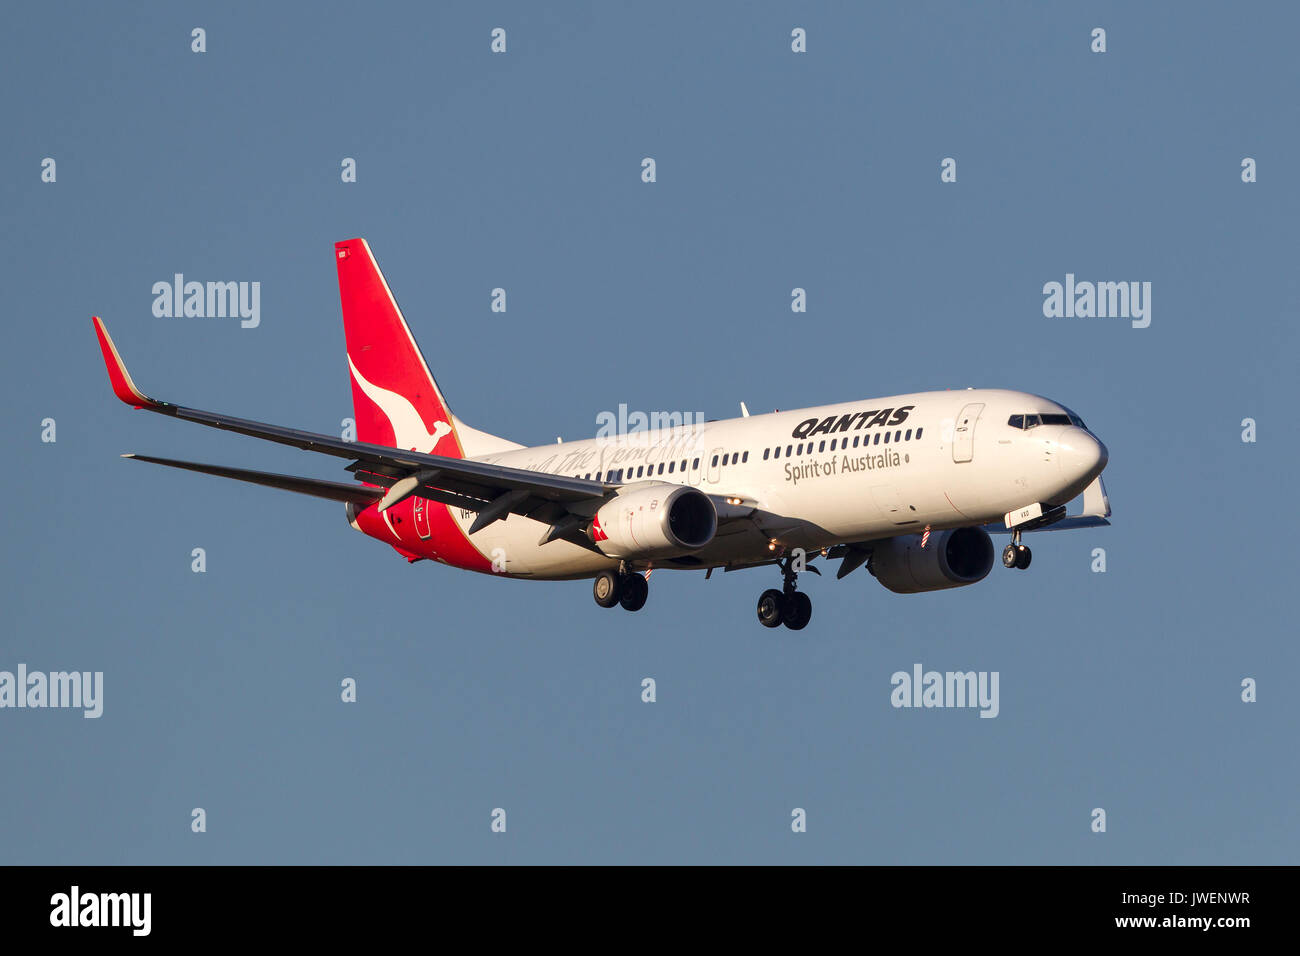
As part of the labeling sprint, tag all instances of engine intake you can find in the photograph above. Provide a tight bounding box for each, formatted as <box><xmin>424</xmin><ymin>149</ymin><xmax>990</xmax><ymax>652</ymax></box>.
<box><xmin>589</xmin><ymin>484</ymin><xmax>717</xmax><ymax>559</ymax></box>
<box><xmin>869</xmin><ymin>526</ymin><xmax>994</xmax><ymax>594</ymax></box>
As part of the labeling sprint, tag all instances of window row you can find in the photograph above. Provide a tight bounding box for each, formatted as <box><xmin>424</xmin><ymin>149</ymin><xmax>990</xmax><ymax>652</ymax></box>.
<box><xmin>568</xmin><ymin>427</ymin><xmax>927</xmax><ymax>482</ymax></box>
<box><xmin>578</xmin><ymin>449</ymin><xmax>751</xmax><ymax>483</ymax></box>
<box><xmin>761</xmin><ymin>427</ymin><xmax>923</xmax><ymax>460</ymax></box>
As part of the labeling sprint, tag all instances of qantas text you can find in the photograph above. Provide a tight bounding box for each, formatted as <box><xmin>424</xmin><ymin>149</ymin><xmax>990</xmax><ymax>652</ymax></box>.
<box><xmin>790</xmin><ymin>406</ymin><xmax>915</xmax><ymax>439</ymax></box>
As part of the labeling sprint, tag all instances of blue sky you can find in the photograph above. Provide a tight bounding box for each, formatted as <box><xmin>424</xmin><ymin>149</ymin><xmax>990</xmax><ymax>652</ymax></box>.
<box><xmin>2</xmin><ymin>1</ymin><xmax>1296</xmax><ymax>863</ymax></box>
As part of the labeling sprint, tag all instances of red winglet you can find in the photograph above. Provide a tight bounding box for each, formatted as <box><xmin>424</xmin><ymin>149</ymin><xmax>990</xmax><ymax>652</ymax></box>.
<box><xmin>92</xmin><ymin>317</ymin><xmax>162</xmax><ymax>410</ymax></box>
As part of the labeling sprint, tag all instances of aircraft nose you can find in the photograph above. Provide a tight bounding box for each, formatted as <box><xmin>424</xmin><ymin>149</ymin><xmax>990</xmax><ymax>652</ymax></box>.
<box><xmin>1058</xmin><ymin>428</ymin><xmax>1108</xmax><ymax>483</ymax></box>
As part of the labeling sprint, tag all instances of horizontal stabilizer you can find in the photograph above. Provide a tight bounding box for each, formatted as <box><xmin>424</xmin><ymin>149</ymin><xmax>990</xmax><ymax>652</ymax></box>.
<box><xmin>122</xmin><ymin>454</ymin><xmax>382</xmax><ymax>505</ymax></box>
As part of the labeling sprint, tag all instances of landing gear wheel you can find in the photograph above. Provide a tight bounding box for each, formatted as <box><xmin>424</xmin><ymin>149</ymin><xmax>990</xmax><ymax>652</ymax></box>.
<box><xmin>757</xmin><ymin>589</ymin><xmax>786</xmax><ymax>628</ymax></box>
<box><xmin>1002</xmin><ymin>544</ymin><xmax>1019</xmax><ymax>569</ymax></box>
<box><xmin>783</xmin><ymin>591</ymin><xmax>812</xmax><ymax>630</ymax></box>
<box><xmin>619</xmin><ymin>573</ymin><xmax>649</xmax><ymax>611</ymax></box>
<box><xmin>1014</xmin><ymin>545</ymin><xmax>1032</xmax><ymax>570</ymax></box>
<box><xmin>593</xmin><ymin>570</ymin><xmax>622</xmax><ymax>608</ymax></box>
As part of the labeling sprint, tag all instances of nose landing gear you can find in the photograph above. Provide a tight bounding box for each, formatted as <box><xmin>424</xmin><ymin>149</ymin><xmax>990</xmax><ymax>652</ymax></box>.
<box><xmin>756</xmin><ymin>555</ymin><xmax>814</xmax><ymax>630</ymax></box>
<box><xmin>1001</xmin><ymin>530</ymin><xmax>1032</xmax><ymax>570</ymax></box>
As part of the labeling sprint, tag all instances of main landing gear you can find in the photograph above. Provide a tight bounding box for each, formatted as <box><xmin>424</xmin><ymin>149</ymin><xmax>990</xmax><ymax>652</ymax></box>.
<box><xmin>756</xmin><ymin>555</ymin><xmax>813</xmax><ymax>631</ymax></box>
<box><xmin>1001</xmin><ymin>529</ymin><xmax>1032</xmax><ymax>571</ymax></box>
<box><xmin>593</xmin><ymin>566</ymin><xmax>649</xmax><ymax>612</ymax></box>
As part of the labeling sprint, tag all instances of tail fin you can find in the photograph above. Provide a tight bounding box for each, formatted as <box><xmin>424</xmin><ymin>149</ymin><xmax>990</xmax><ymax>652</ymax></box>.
<box><xmin>335</xmin><ymin>238</ymin><xmax>472</xmax><ymax>457</ymax></box>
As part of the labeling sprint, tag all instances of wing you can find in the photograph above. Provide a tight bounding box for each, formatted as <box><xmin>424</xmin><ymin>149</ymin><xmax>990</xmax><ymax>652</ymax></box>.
<box><xmin>94</xmin><ymin>318</ymin><xmax>752</xmax><ymax>547</ymax></box>
<box><xmin>983</xmin><ymin>476</ymin><xmax>1112</xmax><ymax>535</ymax></box>
<box><xmin>121</xmin><ymin>454</ymin><xmax>383</xmax><ymax>505</ymax></box>
<box><xmin>94</xmin><ymin>317</ymin><xmax>619</xmax><ymax>539</ymax></box>
<box><xmin>822</xmin><ymin>474</ymin><xmax>1113</xmax><ymax>580</ymax></box>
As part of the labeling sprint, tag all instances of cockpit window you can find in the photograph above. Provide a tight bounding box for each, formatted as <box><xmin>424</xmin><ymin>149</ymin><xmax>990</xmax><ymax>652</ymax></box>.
<box><xmin>1009</xmin><ymin>412</ymin><xmax>1087</xmax><ymax>430</ymax></box>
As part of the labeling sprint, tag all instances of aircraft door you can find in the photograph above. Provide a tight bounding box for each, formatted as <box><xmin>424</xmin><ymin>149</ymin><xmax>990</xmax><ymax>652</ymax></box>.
<box><xmin>706</xmin><ymin>448</ymin><xmax>724</xmax><ymax>484</ymax></box>
<box><xmin>952</xmin><ymin>403</ymin><xmax>984</xmax><ymax>463</ymax></box>
<box><xmin>413</xmin><ymin>496</ymin><xmax>432</xmax><ymax>539</ymax></box>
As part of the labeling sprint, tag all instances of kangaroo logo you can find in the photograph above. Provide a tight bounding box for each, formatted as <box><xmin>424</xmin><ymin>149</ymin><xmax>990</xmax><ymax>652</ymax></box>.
<box><xmin>347</xmin><ymin>355</ymin><xmax>452</xmax><ymax>452</ymax></box>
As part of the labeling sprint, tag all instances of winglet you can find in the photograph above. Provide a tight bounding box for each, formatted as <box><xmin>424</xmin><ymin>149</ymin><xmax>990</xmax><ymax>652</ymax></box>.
<box><xmin>1080</xmin><ymin>475</ymin><xmax>1111</xmax><ymax>519</ymax></box>
<box><xmin>92</xmin><ymin>317</ymin><xmax>163</xmax><ymax>410</ymax></box>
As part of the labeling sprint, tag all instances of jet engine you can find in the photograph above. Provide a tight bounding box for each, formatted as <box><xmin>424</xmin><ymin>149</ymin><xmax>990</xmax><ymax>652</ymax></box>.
<box><xmin>589</xmin><ymin>484</ymin><xmax>716</xmax><ymax>559</ymax></box>
<box><xmin>869</xmin><ymin>527</ymin><xmax>994</xmax><ymax>594</ymax></box>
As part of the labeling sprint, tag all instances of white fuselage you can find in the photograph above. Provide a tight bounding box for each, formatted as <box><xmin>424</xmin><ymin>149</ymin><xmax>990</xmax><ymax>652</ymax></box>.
<box><xmin>436</xmin><ymin>388</ymin><xmax>1108</xmax><ymax>579</ymax></box>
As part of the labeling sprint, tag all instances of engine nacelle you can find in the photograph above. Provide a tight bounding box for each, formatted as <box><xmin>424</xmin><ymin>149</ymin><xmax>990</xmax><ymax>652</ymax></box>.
<box><xmin>869</xmin><ymin>526</ymin><xmax>994</xmax><ymax>594</ymax></box>
<box><xmin>589</xmin><ymin>484</ymin><xmax>717</xmax><ymax>559</ymax></box>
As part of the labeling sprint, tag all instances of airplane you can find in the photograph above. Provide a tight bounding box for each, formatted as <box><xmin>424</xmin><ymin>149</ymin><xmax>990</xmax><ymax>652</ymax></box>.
<box><xmin>92</xmin><ymin>238</ymin><xmax>1111</xmax><ymax>630</ymax></box>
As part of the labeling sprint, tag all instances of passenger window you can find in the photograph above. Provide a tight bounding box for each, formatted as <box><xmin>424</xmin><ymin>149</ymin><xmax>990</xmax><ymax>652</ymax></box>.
<box><xmin>905</xmin><ymin>429</ymin><xmax>912</xmax><ymax>441</ymax></box>
<box><xmin>797</xmin><ymin>443</ymin><xmax>804</xmax><ymax>455</ymax></box>
<box><xmin>874</xmin><ymin>433</ymin><xmax>881</xmax><ymax>445</ymax></box>
<box><xmin>818</xmin><ymin>440</ymin><xmax>825</xmax><ymax>452</ymax></box>
<box><xmin>637</xmin><ymin>466</ymin><xmax>644</xmax><ymax>477</ymax></box>
<box><xmin>774</xmin><ymin>446</ymin><xmax>781</xmax><ymax>459</ymax></box>
<box><xmin>915</xmin><ymin>427</ymin><xmax>923</xmax><ymax>439</ymax></box>
<box><xmin>786</xmin><ymin>445</ymin><xmax>792</xmax><ymax>456</ymax></box>
<box><xmin>711</xmin><ymin>455</ymin><xmax>719</xmax><ymax>467</ymax></box>
<box><xmin>657</xmin><ymin>463</ymin><xmax>665</xmax><ymax>475</ymax></box>
<box><xmin>681</xmin><ymin>459</ymin><xmax>687</xmax><ymax>471</ymax></box>
<box><xmin>763</xmin><ymin>448</ymin><xmax>770</xmax><ymax>460</ymax></box>
<box><xmin>693</xmin><ymin>458</ymin><xmax>700</xmax><ymax>469</ymax></box>
<box><xmin>895</xmin><ymin>430</ymin><xmax>902</xmax><ymax>442</ymax></box>
<box><xmin>742</xmin><ymin>451</ymin><xmax>749</xmax><ymax>463</ymax></box>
